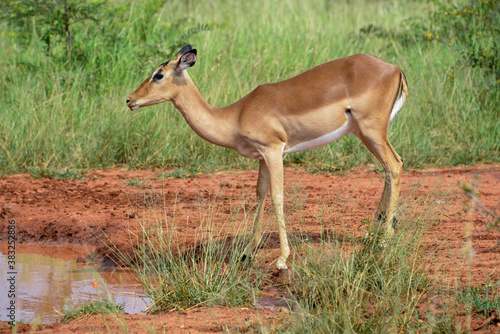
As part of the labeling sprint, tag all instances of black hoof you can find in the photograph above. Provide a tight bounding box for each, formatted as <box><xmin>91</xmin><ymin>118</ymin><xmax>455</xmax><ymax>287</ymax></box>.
<box><xmin>392</xmin><ymin>217</ymin><xmax>399</xmax><ymax>230</ymax></box>
<box><xmin>377</xmin><ymin>212</ymin><xmax>398</xmax><ymax>230</ymax></box>
<box><xmin>241</xmin><ymin>254</ymin><xmax>252</xmax><ymax>262</ymax></box>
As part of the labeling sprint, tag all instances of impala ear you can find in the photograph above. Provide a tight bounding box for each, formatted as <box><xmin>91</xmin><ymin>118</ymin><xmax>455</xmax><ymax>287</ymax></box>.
<box><xmin>177</xmin><ymin>44</ymin><xmax>193</xmax><ymax>56</ymax></box>
<box><xmin>177</xmin><ymin>49</ymin><xmax>197</xmax><ymax>72</ymax></box>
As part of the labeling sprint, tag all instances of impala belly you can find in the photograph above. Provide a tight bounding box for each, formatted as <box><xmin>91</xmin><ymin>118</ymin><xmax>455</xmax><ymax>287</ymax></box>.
<box><xmin>282</xmin><ymin>106</ymin><xmax>353</xmax><ymax>154</ymax></box>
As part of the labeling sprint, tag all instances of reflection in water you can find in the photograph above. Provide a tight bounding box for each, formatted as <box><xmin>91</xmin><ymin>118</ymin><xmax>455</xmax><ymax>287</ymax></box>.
<box><xmin>0</xmin><ymin>252</ymin><xmax>149</xmax><ymax>324</ymax></box>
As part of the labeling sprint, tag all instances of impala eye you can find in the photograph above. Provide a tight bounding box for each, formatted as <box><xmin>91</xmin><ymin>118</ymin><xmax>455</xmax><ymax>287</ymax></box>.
<box><xmin>153</xmin><ymin>72</ymin><xmax>164</xmax><ymax>81</ymax></box>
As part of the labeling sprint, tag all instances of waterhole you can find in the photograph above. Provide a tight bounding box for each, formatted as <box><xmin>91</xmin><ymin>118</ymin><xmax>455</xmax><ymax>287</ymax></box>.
<box><xmin>0</xmin><ymin>244</ymin><xmax>149</xmax><ymax>324</ymax></box>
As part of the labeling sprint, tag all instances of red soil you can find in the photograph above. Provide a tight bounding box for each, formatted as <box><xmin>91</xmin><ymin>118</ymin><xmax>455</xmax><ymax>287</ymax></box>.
<box><xmin>0</xmin><ymin>165</ymin><xmax>499</xmax><ymax>333</ymax></box>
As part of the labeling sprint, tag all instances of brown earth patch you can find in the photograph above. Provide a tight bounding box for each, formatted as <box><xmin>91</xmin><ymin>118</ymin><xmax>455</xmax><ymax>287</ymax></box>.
<box><xmin>0</xmin><ymin>165</ymin><xmax>499</xmax><ymax>333</ymax></box>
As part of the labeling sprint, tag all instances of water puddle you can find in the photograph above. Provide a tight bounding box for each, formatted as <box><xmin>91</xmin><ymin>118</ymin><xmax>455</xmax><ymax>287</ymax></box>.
<box><xmin>0</xmin><ymin>244</ymin><xmax>149</xmax><ymax>324</ymax></box>
<box><xmin>254</xmin><ymin>295</ymin><xmax>290</xmax><ymax>312</ymax></box>
<box><xmin>0</xmin><ymin>243</ymin><xmax>289</xmax><ymax>324</ymax></box>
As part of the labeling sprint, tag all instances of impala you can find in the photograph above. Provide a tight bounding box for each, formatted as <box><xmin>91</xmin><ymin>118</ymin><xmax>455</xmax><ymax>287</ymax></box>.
<box><xmin>127</xmin><ymin>45</ymin><xmax>408</xmax><ymax>269</ymax></box>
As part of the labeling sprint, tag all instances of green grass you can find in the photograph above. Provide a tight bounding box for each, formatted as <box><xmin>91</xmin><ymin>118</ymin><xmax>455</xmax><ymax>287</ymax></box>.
<box><xmin>114</xmin><ymin>193</ymin><xmax>267</xmax><ymax>313</ymax></box>
<box><xmin>459</xmin><ymin>280</ymin><xmax>500</xmax><ymax>317</ymax></box>
<box><xmin>282</xmin><ymin>233</ymin><xmax>431</xmax><ymax>332</ymax></box>
<box><xmin>125</xmin><ymin>178</ymin><xmax>146</xmax><ymax>187</ymax></box>
<box><xmin>271</xmin><ymin>184</ymin><xmax>446</xmax><ymax>333</ymax></box>
<box><xmin>61</xmin><ymin>299</ymin><xmax>125</xmax><ymax>323</ymax></box>
<box><xmin>0</xmin><ymin>0</ymin><xmax>498</xmax><ymax>176</ymax></box>
<box><xmin>27</xmin><ymin>166</ymin><xmax>85</xmax><ymax>180</ymax></box>
<box><xmin>156</xmin><ymin>168</ymin><xmax>198</xmax><ymax>179</ymax></box>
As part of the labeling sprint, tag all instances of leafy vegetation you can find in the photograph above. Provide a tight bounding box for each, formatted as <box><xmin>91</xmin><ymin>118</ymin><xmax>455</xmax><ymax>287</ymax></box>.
<box><xmin>125</xmin><ymin>178</ymin><xmax>146</xmax><ymax>187</ymax></box>
<box><xmin>1</xmin><ymin>0</ymin><xmax>106</xmax><ymax>64</ymax></box>
<box><xmin>433</xmin><ymin>0</ymin><xmax>499</xmax><ymax>81</ymax></box>
<box><xmin>459</xmin><ymin>280</ymin><xmax>500</xmax><ymax>317</ymax></box>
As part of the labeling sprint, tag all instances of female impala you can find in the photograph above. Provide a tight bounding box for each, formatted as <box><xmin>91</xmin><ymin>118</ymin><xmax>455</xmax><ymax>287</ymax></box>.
<box><xmin>127</xmin><ymin>45</ymin><xmax>408</xmax><ymax>270</ymax></box>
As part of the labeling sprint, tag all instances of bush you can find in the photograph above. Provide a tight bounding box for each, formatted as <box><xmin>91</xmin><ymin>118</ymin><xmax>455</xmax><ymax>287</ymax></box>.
<box><xmin>435</xmin><ymin>0</ymin><xmax>499</xmax><ymax>82</ymax></box>
<box><xmin>1</xmin><ymin>0</ymin><xmax>106</xmax><ymax>63</ymax></box>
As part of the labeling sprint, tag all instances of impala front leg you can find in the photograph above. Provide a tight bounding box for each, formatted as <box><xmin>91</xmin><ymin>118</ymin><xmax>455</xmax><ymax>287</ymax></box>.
<box><xmin>263</xmin><ymin>148</ymin><xmax>290</xmax><ymax>270</ymax></box>
<box><xmin>243</xmin><ymin>159</ymin><xmax>270</xmax><ymax>260</ymax></box>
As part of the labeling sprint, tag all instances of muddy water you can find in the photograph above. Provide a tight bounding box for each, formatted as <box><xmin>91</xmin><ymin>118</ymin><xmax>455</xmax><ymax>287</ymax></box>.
<box><xmin>0</xmin><ymin>244</ymin><xmax>149</xmax><ymax>324</ymax></box>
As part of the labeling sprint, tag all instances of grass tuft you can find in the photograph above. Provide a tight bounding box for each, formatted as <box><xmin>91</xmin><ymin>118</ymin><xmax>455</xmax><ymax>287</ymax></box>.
<box><xmin>61</xmin><ymin>299</ymin><xmax>125</xmax><ymax>323</ymax></box>
<box><xmin>114</xmin><ymin>194</ymin><xmax>267</xmax><ymax>313</ymax></box>
<box><xmin>283</xmin><ymin>223</ymin><xmax>431</xmax><ymax>332</ymax></box>
<box><xmin>27</xmin><ymin>166</ymin><xmax>85</xmax><ymax>180</ymax></box>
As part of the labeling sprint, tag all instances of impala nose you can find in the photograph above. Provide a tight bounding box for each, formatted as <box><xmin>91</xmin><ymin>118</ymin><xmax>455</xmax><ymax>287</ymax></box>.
<box><xmin>126</xmin><ymin>98</ymin><xmax>130</xmax><ymax>105</ymax></box>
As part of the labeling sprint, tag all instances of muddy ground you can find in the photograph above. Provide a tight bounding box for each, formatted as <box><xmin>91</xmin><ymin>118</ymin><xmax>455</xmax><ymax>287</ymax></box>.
<box><xmin>0</xmin><ymin>165</ymin><xmax>499</xmax><ymax>333</ymax></box>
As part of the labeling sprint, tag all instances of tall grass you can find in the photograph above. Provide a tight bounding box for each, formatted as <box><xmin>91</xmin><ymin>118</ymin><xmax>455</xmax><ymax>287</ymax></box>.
<box><xmin>113</xmin><ymin>190</ymin><xmax>267</xmax><ymax>313</ymax></box>
<box><xmin>95</xmin><ymin>174</ymin><xmax>490</xmax><ymax>332</ymax></box>
<box><xmin>1</xmin><ymin>0</ymin><xmax>498</xmax><ymax>175</ymax></box>
<box><xmin>268</xmin><ymin>179</ymin><xmax>456</xmax><ymax>333</ymax></box>
<box><xmin>283</xmin><ymin>224</ymin><xmax>431</xmax><ymax>332</ymax></box>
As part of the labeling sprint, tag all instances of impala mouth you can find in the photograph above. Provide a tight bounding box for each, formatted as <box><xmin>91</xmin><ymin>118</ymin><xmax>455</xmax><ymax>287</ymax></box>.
<box><xmin>128</xmin><ymin>99</ymin><xmax>164</xmax><ymax>111</ymax></box>
<box><xmin>127</xmin><ymin>103</ymin><xmax>140</xmax><ymax>111</ymax></box>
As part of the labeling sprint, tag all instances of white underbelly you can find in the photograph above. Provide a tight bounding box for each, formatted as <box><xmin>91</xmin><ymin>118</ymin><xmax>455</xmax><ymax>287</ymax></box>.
<box><xmin>283</xmin><ymin>114</ymin><xmax>353</xmax><ymax>154</ymax></box>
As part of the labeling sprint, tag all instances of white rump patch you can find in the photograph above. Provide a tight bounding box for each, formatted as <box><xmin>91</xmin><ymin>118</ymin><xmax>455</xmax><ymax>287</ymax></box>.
<box><xmin>283</xmin><ymin>114</ymin><xmax>353</xmax><ymax>154</ymax></box>
<box><xmin>389</xmin><ymin>91</ymin><xmax>405</xmax><ymax>125</ymax></box>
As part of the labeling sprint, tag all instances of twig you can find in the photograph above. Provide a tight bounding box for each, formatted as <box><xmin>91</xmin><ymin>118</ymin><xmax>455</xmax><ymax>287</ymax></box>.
<box><xmin>473</xmin><ymin>310</ymin><xmax>500</xmax><ymax>331</ymax></box>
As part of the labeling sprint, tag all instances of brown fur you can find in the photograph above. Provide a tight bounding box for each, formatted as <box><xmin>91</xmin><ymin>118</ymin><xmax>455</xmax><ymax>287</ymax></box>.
<box><xmin>127</xmin><ymin>46</ymin><xmax>408</xmax><ymax>269</ymax></box>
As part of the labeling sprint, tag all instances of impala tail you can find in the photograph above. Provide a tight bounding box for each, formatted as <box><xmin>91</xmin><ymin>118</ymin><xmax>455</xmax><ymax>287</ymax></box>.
<box><xmin>389</xmin><ymin>71</ymin><xmax>408</xmax><ymax>126</ymax></box>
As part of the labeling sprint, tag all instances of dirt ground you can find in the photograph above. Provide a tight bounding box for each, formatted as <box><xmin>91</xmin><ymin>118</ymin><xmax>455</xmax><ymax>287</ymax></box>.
<box><xmin>0</xmin><ymin>165</ymin><xmax>499</xmax><ymax>333</ymax></box>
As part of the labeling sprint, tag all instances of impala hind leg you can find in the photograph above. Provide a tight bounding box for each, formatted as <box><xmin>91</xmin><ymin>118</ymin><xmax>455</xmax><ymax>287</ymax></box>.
<box><xmin>357</xmin><ymin>132</ymin><xmax>403</xmax><ymax>236</ymax></box>
<box><xmin>243</xmin><ymin>160</ymin><xmax>270</xmax><ymax>260</ymax></box>
<box><xmin>264</xmin><ymin>149</ymin><xmax>290</xmax><ymax>270</ymax></box>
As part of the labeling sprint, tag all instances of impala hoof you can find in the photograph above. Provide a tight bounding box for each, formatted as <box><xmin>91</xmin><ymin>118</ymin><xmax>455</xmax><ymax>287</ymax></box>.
<box><xmin>276</xmin><ymin>258</ymin><xmax>288</xmax><ymax>270</ymax></box>
<box><xmin>392</xmin><ymin>217</ymin><xmax>399</xmax><ymax>229</ymax></box>
<box><xmin>241</xmin><ymin>254</ymin><xmax>252</xmax><ymax>263</ymax></box>
<box><xmin>377</xmin><ymin>212</ymin><xmax>386</xmax><ymax>222</ymax></box>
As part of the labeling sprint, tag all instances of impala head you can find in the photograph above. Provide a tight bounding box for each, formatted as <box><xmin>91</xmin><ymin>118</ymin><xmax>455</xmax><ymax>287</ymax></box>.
<box><xmin>126</xmin><ymin>45</ymin><xmax>197</xmax><ymax>110</ymax></box>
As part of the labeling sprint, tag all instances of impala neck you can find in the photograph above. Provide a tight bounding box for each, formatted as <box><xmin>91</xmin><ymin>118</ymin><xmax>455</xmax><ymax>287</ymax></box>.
<box><xmin>171</xmin><ymin>73</ymin><xmax>237</xmax><ymax>150</ymax></box>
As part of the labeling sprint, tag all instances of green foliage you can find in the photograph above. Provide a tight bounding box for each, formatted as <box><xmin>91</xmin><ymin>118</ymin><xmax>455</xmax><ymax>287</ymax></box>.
<box><xmin>0</xmin><ymin>0</ymin><xmax>498</xmax><ymax>175</ymax></box>
<box><xmin>358</xmin><ymin>18</ymin><xmax>433</xmax><ymax>48</ymax></box>
<box><xmin>434</xmin><ymin>0</ymin><xmax>499</xmax><ymax>81</ymax></box>
<box><xmin>28</xmin><ymin>166</ymin><xmax>85</xmax><ymax>180</ymax></box>
<box><xmin>157</xmin><ymin>168</ymin><xmax>197</xmax><ymax>179</ymax></box>
<box><xmin>459</xmin><ymin>281</ymin><xmax>500</xmax><ymax>317</ymax></box>
<box><xmin>61</xmin><ymin>299</ymin><xmax>125</xmax><ymax>323</ymax></box>
<box><xmin>1</xmin><ymin>0</ymin><xmax>106</xmax><ymax>63</ymax></box>
<box><xmin>125</xmin><ymin>178</ymin><xmax>146</xmax><ymax>187</ymax></box>
<box><xmin>359</xmin><ymin>0</ymin><xmax>499</xmax><ymax>82</ymax></box>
